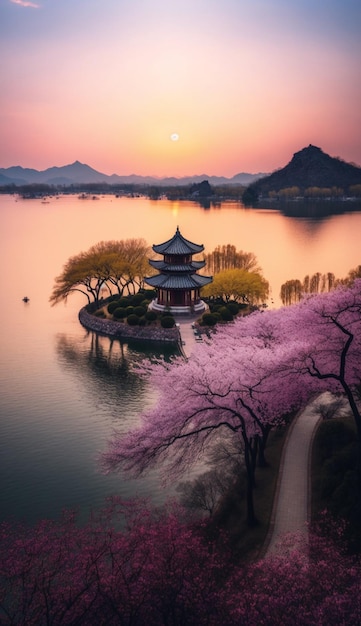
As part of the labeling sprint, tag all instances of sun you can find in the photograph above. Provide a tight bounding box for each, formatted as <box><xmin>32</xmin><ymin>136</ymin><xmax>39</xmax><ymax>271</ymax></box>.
<box><xmin>170</xmin><ymin>133</ymin><xmax>179</xmax><ymax>142</ymax></box>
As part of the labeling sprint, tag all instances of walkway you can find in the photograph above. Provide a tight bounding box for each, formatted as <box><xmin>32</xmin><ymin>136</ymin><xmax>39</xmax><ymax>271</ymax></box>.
<box><xmin>265</xmin><ymin>398</ymin><xmax>322</xmax><ymax>556</ymax></box>
<box><xmin>176</xmin><ymin>315</ymin><xmax>205</xmax><ymax>358</ymax></box>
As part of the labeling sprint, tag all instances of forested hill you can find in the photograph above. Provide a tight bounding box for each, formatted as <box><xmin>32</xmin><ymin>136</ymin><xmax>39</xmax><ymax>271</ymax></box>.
<box><xmin>243</xmin><ymin>145</ymin><xmax>361</xmax><ymax>203</ymax></box>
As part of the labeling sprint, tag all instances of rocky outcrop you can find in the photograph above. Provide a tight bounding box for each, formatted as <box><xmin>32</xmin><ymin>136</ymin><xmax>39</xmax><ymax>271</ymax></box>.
<box><xmin>79</xmin><ymin>307</ymin><xmax>180</xmax><ymax>345</ymax></box>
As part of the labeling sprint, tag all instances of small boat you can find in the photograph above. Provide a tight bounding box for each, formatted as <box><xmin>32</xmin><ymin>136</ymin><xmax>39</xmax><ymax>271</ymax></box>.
<box><xmin>22</xmin><ymin>296</ymin><xmax>30</xmax><ymax>303</ymax></box>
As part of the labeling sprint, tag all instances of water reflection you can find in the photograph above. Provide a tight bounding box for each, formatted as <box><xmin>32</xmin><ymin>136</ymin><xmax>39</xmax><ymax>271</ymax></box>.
<box><xmin>264</xmin><ymin>199</ymin><xmax>361</xmax><ymax>218</ymax></box>
<box><xmin>55</xmin><ymin>330</ymin><xmax>176</xmax><ymax>428</ymax></box>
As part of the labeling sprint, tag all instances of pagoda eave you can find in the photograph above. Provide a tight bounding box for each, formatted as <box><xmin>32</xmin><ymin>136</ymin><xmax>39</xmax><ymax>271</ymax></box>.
<box><xmin>152</xmin><ymin>226</ymin><xmax>204</xmax><ymax>255</ymax></box>
<box><xmin>145</xmin><ymin>274</ymin><xmax>212</xmax><ymax>290</ymax></box>
<box><xmin>149</xmin><ymin>259</ymin><xmax>206</xmax><ymax>272</ymax></box>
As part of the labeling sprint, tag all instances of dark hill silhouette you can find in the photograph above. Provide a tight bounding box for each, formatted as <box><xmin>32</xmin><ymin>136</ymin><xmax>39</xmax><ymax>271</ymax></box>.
<box><xmin>243</xmin><ymin>145</ymin><xmax>361</xmax><ymax>204</ymax></box>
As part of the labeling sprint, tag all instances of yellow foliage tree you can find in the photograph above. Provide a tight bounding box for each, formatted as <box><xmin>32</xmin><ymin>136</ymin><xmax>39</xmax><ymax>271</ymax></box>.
<box><xmin>202</xmin><ymin>268</ymin><xmax>269</xmax><ymax>304</ymax></box>
<box><xmin>50</xmin><ymin>239</ymin><xmax>152</xmax><ymax>306</ymax></box>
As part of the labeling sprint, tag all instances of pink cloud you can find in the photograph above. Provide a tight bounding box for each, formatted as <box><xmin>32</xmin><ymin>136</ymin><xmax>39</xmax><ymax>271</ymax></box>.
<box><xmin>10</xmin><ymin>0</ymin><xmax>40</xmax><ymax>7</ymax></box>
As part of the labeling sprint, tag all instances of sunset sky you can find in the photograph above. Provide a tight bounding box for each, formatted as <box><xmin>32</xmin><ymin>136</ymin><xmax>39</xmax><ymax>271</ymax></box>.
<box><xmin>1</xmin><ymin>0</ymin><xmax>360</xmax><ymax>177</ymax></box>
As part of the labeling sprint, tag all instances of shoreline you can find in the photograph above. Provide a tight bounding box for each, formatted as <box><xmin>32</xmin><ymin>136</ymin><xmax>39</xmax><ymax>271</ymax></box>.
<box><xmin>78</xmin><ymin>306</ymin><xmax>181</xmax><ymax>346</ymax></box>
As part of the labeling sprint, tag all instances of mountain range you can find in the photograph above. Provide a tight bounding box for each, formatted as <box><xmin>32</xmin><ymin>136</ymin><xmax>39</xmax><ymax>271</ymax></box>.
<box><xmin>1</xmin><ymin>146</ymin><xmax>360</xmax><ymax>193</ymax></box>
<box><xmin>0</xmin><ymin>162</ymin><xmax>265</xmax><ymax>187</ymax></box>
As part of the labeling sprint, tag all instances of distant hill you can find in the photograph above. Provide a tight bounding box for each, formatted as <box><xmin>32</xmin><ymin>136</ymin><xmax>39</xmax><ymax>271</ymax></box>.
<box><xmin>243</xmin><ymin>145</ymin><xmax>361</xmax><ymax>203</ymax></box>
<box><xmin>0</xmin><ymin>161</ymin><xmax>266</xmax><ymax>187</ymax></box>
<box><xmin>0</xmin><ymin>172</ymin><xmax>17</xmax><ymax>185</ymax></box>
<box><xmin>0</xmin><ymin>161</ymin><xmax>110</xmax><ymax>186</ymax></box>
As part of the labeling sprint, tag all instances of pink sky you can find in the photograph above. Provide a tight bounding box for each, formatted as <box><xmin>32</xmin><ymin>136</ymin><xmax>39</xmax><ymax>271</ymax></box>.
<box><xmin>1</xmin><ymin>0</ymin><xmax>360</xmax><ymax>176</ymax></box>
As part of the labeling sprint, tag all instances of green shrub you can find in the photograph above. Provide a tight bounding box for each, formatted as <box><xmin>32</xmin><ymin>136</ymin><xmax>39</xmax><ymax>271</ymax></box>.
<box><xmin>201</xmin><ymin>313</ymin><xmax>218</xmax><ymax>326</ymax></box>
<box><xmin>107</xmin><ymin>300</ymin><xmax>121</xmax><ymax>314</ymax></box>
<box><xmin>145</xmin><ymin>310</ymin><xmax>157</xmax><ymax>322</ymax></box>
<box><xmin>125</xmin><ymin>306</ymin><xmax>135</xmax><ymax>316</ymax></box>
<box><xmin>138</xmin><ymin>316</ymin><xmax>146</xmax><ymax>326</ymax></box>
<box><xmin>127</xmin><ymin>314</ymin><xmax>139</xmax><ymax>326</ymax></box>
<box><xmin>160</xmin><ymin>316</ymin><xmax>175</xmax><ymax>328</ymax></box>
<box><xmin>319</xmin><ymin>442</ymin><xmax>359</xmax><ymax>514</ymax></box>
<box><xmin>94</xmin><ymin>309</ymin><xmax>105</xmax><ymax>318</ymax></box>
<box><xmin>227</xmin><ymin>302</ymin><xmax>240</xmax><ymax>315</ymax></box>
<box><xmin>142</xmin><ymin>289</ymin><xmax>157</xmax><ymax>299</ymax></box>
<box><xmin>219</xmin><ymin>306</ymin><xmax>233</xmax><ymax>321</ymax></box>
<box><xmin>113</xmin><ymin>307</ymin><xmax>127</xmax><ymax>319</ymax></box>
<box><xmin>317</xmin><ymin>420</ymin><xmax>355</xmax><ymax>462</ymax></box>
<box><xmin>134</xmin><ymin>305</ymin><xmax>147</xmax><ymax>317</ymax></box>
<box><xmin>119</xmin><ymin>297</ymin><xmax>131</xmax><ymax>307</ymax></box>
<box><xmin>323</xmin><ymin>442</ymin><xmax>358</xmax><ymax>476</ymax></box>
<box><xmin>131</xmin><ymin>293</ymin><xmax>146</xmax><ymax>306</ymax></box>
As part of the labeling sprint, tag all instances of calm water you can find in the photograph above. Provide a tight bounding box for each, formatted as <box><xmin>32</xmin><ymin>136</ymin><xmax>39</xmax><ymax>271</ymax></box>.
<box><xmin>1</xmin><ymin>193</ymin><xmax>360</xmax><ymax>524</ymax></box>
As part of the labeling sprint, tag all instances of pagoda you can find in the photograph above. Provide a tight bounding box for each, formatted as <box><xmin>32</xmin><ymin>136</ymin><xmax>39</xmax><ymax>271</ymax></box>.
<box><xmin>145</xmin><ymin>227</ymin><xmax>213</xmax><ymax>314</ymax></box>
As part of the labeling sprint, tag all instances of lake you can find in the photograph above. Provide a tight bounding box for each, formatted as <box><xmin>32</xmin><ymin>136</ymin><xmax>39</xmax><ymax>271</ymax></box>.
<box><xmin>0</xmin><ymin>193</ymin><xmax>360</xmax><ymax>524</ymax></box>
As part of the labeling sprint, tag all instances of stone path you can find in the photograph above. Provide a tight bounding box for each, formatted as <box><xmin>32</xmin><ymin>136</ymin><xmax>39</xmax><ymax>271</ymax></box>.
<box><xmin>265</xmin><ymin>398</ymin><xmax>322</xmax><ymax>555</ymax></box>
<box><xmin>176</xmin><ymin>316</ymin><xmax>204</xmax><ymax>358</ymax></box>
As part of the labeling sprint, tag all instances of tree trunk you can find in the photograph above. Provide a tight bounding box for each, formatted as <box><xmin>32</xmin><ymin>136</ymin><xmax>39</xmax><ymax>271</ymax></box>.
<box><xmin>258</xmin><ymin>428</ymin><xmax>271</xmax><ymax>467</ymax></box>
<box><xmin>257</xmin><ymin>438</ymin><xmax>268</xmax><ymax>468</ymax></box>
<box><xmin>243</xmin><ymin>437</ymin><xmax>257</xmax><ymax>526</ymax></box>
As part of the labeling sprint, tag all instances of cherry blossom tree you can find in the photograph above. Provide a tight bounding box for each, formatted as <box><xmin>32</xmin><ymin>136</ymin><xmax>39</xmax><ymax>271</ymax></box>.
<box><xmin>230</xmin><ymin>279</ymin><xmax>361</xmax><ymax>447</ymax></box>
<box><xmin>0</xmin><ymin>501</ymin><xmax>232</xmax><ymax>626</ymax></box>
<box><xmin>285</xmin><ymin>279</ymin><xmax>361</xmax><ymax>452</ymax></box>
<box><xmin>102</xmin><ymin>280</ymin><xmax>360</xmax><ymax>526</ymax></box>
<box><xmin>103</xmin><ymin>333</ymin><xmax>309</xmax><ymax>526</ymax></box>
<box><xmin>1</xmin><ymin>503</ymin><xmax>360</xmax><ymax>625</ymax></box>
<box><xmin>227</xmin><ymin>525</ymin><xmax>361</xmax><ymax>625</ymax></box>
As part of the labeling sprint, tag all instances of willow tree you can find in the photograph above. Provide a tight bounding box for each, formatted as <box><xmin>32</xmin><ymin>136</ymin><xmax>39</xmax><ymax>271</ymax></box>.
<box><xmin>345</xmin><ymin>265</ymin><xmax>361</xmax><ymax>285</ymax></box>
<box><xmin>50</xmin><ymin>239</ymin><xmax>151</xmax><ymax>306</ymax></box>
<box><xmin>280</xmin><ymin>272</ymin><xmax>337</xmax><ymax>305</ymax></box>
<box><xmin>280</xmin><ymin>280</ymin><xmax>303</xmax><ymax>306</ymax></box>
<box><xmin>202</xmin><ymin>268</ymin><xmax>269</xmax><ymax>305</ymax></box>
<box><xmin>203</xmin><ymin>244</ymin><xmax>260</xmax><ymax>275</ymax></box>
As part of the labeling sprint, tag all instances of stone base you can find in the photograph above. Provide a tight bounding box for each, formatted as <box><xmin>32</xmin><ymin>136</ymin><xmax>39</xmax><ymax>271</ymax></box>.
<box><xmin>79</xmin><ymin>307</ymin><xmax>180</xmax><ymax>344</ymax></box>
<box><xmin>148</xmin><ymin>299</ymin><xmax>208</xmax><ymax>316</ymax></box>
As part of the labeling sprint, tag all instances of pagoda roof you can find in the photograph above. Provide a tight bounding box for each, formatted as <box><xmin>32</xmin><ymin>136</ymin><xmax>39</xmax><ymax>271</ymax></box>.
<box><xmin>145</xmin><ymin>273</ymin><xmax>212</xmax><ymax>290</ymax></box>
<box><xmin>149</xmin><ymin>259</ymin><xmax>206</xmax><ymax>272</ymax></box>
<box><xmin>152</xmin><ymin>227</ymin><xmax>204</xmax><ymax>255</ymax></box>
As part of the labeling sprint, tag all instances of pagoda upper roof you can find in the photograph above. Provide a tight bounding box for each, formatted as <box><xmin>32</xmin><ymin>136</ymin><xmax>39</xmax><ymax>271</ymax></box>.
<box><xmin>149</xmin><ymin>259</ymin><xmax>206</xmax><ymax>272</ymax></box>
<box><xmin>145</xmin><ymin>273</ymin><xmax>212</xmax><ymax>290</ymax></box>
<box><xmin>152</xmin><ymin>227</ymin><xmax>204</xmax><ymax>255</ymax></box>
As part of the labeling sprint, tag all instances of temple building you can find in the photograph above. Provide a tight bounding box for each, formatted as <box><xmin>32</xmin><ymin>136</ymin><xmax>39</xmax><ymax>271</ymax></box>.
<box><xmin>145</xmin><ymin>227</ymin><xmax>213</xmax><ymax>314</ymax></box>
